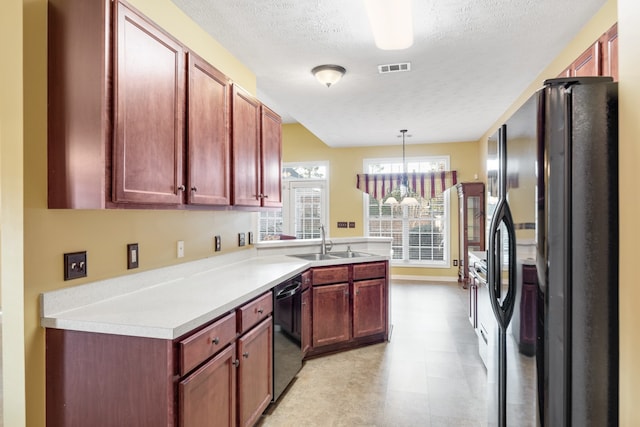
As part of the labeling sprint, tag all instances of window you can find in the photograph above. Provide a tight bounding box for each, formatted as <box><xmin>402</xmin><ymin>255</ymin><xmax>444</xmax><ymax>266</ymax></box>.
<box><xmin>258</xmin><ymin>162</ymin><xmax>329</xmax><ymax>241</ymax></box>
<box><xmin>363</xmin><ymin>157</ymin><xmax>451</xmax><ymax>267</ymax></box>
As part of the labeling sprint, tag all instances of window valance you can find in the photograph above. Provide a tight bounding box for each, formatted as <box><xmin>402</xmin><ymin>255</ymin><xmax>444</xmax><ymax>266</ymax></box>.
<box><xmin>356</xmin><ymin>171</ymin><xmax>458</xmax><ymax>202</ymax></box>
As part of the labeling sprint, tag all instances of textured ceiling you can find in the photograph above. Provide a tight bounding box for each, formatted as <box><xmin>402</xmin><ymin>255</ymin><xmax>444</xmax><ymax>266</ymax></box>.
<box><xmin>171</xmin><ymin>0</ymin><xmax>606</xmax><ymax>147</ymax></box>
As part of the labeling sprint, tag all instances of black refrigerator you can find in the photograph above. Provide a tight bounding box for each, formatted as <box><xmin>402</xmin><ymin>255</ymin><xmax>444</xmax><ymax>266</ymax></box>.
<box><xmin>485</xmin><ymin>77</ymin><xmax>618</xmax><ymax>427</ymax></box>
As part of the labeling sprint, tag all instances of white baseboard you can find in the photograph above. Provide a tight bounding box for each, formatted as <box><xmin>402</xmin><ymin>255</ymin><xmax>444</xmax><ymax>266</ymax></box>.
<box><xmin>390</xmin><ymin>274</ymin><xmax>458</xmax><ymax>283</ymax></box>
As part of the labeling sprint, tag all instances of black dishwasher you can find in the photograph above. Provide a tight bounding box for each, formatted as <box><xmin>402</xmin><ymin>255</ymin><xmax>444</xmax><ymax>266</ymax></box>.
<box><xmin>272</xmin><ymin>275</ymin><xmax>303</xmax><ymax>401</ymax></box>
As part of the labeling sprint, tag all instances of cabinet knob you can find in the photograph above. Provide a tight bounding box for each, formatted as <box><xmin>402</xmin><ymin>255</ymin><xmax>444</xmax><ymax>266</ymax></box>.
<box><xmin>257</xmin><ymin>308</ymin><xmax>264</xmax><ymax>314</ymax></box>
<box><xmin>233</xmin><ymin>359</ymin><xmax>240</xmax><ymax>367</ymax></box>
<box><xmin>177</xmin><ymin>185</ymin><xmax>186</xmax><ymax>192</ymax></box>
<box><xmin>243</xmin><ymin>352</ymin><xmax>249</xmax><ymax>359</ymax></box>
<box><xmin>262</xmin><ymin>194</ymin><xmax>269</xmax><ymax>199</ymax></box>
<box><xmin>191</xmin><ymin>186</ymin><xmax>198</xmax><ymax>192</ymax></box>
<box><xmin>211</xmin><ymin>337</ymin><xmax>220</xmax><ymax>345</ymax></box>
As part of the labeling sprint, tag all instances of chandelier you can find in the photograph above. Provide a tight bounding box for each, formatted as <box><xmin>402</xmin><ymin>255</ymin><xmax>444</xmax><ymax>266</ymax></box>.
<box><xmin>384</xmin><ymin>129</ymin><xmax>420</xmax><ymax>206</ymax></box>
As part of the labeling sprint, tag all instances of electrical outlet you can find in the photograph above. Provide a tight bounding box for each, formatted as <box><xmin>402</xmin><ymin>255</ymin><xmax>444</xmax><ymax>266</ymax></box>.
<box><xmin>337</xmin><ymin>221</ymin><xmax>348</xmax><ymax>228</ymax></box>
<box><xmin>238</xmin><ymin>233</ymin><xmax>246</xmax><ymax>247</ymax></box>
<box><xmin>177</xmin><ymin>240</ymin><xmax>185</xmax><ymax>258</ymax></box>
<box><xmin>248</xmin><ymin>231</ymin><xmax>254</xmax><ymax>245</ymax></box>
<box><xmin>348</xmin><ymin>222</ymin><xmax>356</xmax><ymax>228</ymax></box>
<box><xmin>127</xmin><ymin>243</ymin><xmax>139</xmax><ymax>269</ymax></box>
<box><xmin>64</xmin><ymin>251</ymin><xmax>87</xmax><ymax>280</ymax></box>
<box><xmin>453</xmin><ymin>259</ymin><xmax>458</xmax><ymax>267</ymax></box>
<box><xmin>214</xmin><ymin>235</ymin><xmax>221</xmax><ymax>252</ymax></box>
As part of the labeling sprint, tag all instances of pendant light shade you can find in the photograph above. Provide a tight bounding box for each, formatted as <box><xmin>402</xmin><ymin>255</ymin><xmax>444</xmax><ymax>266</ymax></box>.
<box><xmin>384</xmin><ymin>129</ymin><xmax>420</xmax><ymax>206</ymax></box>
<box><xmin>312</xmin><ymin>65</ymin><xmax>346</xmax><ymax>88</ymax></box>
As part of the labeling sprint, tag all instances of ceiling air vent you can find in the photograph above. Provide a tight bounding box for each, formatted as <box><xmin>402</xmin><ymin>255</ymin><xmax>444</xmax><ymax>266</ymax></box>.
<box><xmin>378</xmin><ymin>62</ymin><xmax>411</xmax><ymax>74</ymax></box>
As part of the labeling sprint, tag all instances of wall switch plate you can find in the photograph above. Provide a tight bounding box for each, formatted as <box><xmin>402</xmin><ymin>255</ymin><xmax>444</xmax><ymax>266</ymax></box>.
<box><xmin>248</xmin><ymin>231</ymin><xmax>254</xmax><ymax>245</ymax></box>
<box><xmin>127</xmin><ymin>243</ymin><xmax>139</xmax><ymax>269</ymax></box>
<box><xmin>214</xmin><ymin>235</ymin><xmax>221</xmax><ymax>252</ymax></box>
<box><xmin>238</xmin><ymin>233</ymin><xmax>246</xmax><ymax>247</ymax></box>
<box><xmin>348</xmin><ymin>222</ymin><xmax>356</xmax><ymax>228</ymax></box>
<box><xmin>453</xmin><ymin>259</ymin><xmax>458</xmax><ymax>267</ymax></box>
<box><xmin>64</xmin><ymin>251</ymin><xmax>87</xmax><ymax>280</ymax></box>
<box><xmin>177</xmin><ymin>240</ymin><xmax>185</xmax><ymax>258</ymax></box>
<box><xmin>337</xmin><ymin>221</ymin><xmax>348</xmax><ymax>228</ymax></box>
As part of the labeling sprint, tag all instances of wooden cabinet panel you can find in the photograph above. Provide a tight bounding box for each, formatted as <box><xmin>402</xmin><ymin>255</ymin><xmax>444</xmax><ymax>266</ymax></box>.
<box><xmin>353</xmin><ymin>278</ymin><xmax>386</xmax><ymax>338</ymax></box>
<box><xmin>312</xmin><ymin>265</ymin><xmax>349</xmax><ymax>285</ymax></box>
<box><xmin>602</xmin><ymin>23</ymin><xmax>618</xmax><ymax>81</ymax></box>
<box><xmin>237</xmin><ymin>291</ymin><xmax>273</xmax><ymax>334</ymax></box>
<box><xmin>353</xmin><ymin>261</ymin><xmax>386</xmax><ymax>281</ymax></box>
<box><xmin>179</xmin><ymin>311</ymin><xmax>236</xmax><ymax>376</ymax></box>
<box><xmin>187</xmin><ymin>52</ymin><xmax>231</xmax><ymax>206</ymax></box>
<box><xmin>179</xmin><ymin>343</ymin><xmax>237</xmax><ymax>427</ymax></box>
<box><xmin>301</xmin><ymin>288</ymin><xmax>312</xmax><ymax>355</ymax></box>
<box><xmin>46</xmin><ymin>329</ymin><xmax>175</xmax><ymax>426</ymax></box>
<box><xmin>312</xmin><ymin>282</ymin><xmax>350</xmax><ymax>347</ymax></box>
<box><xmin>573</xmin><ymin>41</ymin><xmax>601</xmax><ymax>77</ymax></box>
<box><xmin>112</xmin><ymin>1</ymin><xmax>185</xmax><ymax>204</ymax></box>
<box><xmin>260</xmin><ymin>105</ymin><xmax>283</xmax><ymax>207</ymax></box>
<box><xmin>232</xmin><ymin>84</ymin><xmax>262</xmax><ymax>207</ymax></box>
<box><xmin>237</xmin><ymin>317</ymin><xmax>273</xmax><ymax>427</ymax></box>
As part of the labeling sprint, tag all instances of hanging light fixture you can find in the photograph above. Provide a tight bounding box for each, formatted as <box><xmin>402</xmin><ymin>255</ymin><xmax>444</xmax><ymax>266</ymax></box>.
<box><xmin>385</xmin><ymin>129</ymin><xmax>420</xmax><ymax>206</ymax></box>
<box><xmin>311</xmin><ymin>65</ymin><xmax>346</xmax><ymax>88</ymax></box>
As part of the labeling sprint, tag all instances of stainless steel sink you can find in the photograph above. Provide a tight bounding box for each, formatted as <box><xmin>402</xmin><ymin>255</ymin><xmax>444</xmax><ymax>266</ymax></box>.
<box><xmin>329</xmin><ymin>251</ymin><xmax>374</xmax><ymax>258</ymax></box>
<box><xmin>291</xmin><ymin>253</ymin><xmax>340</xmax><ymax>261</ymax></box>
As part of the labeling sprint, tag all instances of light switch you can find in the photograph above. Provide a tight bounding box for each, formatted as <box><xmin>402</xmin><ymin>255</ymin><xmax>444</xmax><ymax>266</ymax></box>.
<box><xmin>127</xmin><ymin>243</ymin><xmax>139</xmax><ymax>269</ymax></box>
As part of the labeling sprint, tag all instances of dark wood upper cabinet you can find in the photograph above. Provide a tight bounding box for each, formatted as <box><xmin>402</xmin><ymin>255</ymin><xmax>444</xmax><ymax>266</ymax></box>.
<box><xmin>187</xmin><ymin>52</ymin><xmax>231</xmax><ymax>206</ymax></box>
<box><xmin>260</xmin><ymin>105</ymin><xmax>283</xmax><ymax>208</ymax></box>
<box><xmin>231</xmin><ymin>84</ymin><xmax>262</xmax><ymax>207</ymax></box>
<box><xmin>558</xmin><ymin>22</ymin><xmax>617</xmax><ymax>82</ymax></box>
<box><xmin>112</xmin><ymin>1</ymin><xmax>185</xmax><ymax>205</ymax></box>
<box><xmin>48</xmin><ymin>0</ymin><xmax>281</xmax><ymax>211</ymax></box>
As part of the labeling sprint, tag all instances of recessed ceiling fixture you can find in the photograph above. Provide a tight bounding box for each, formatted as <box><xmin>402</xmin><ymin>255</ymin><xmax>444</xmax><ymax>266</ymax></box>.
<box><xmin>363</xmin><ymin>0</ymin><xmax>414</xmax><ymax>50</ymax></box>
<box><xmin>311</xmin><ymin>65</ymin><xmax>346</xmax><ymax>88</ymax></box>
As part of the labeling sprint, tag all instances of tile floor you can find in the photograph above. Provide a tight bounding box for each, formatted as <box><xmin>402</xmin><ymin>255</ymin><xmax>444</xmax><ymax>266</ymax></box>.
<box><xmin>257</xmin><ymin>280</ymin><xmax>490</xmax><ymax>427</ymax></box>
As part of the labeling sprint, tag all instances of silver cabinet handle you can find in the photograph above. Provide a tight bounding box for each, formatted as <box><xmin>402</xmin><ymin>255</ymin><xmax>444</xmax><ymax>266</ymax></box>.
<box><xmin>243</xmin><ymin>352</ymin><xmax>249</xmax><ymax>359</ymax></box>
<box><xmin>191</xmin><ymin>186</ymin><xmax>197</xmax><ymax>192</ymax></box>
<box><xmin>257</xmin><ymin>308</ymin><xmax>264</xmax><ymax>314</ymax></box>
<box><xmin>177</xmin><ymin>185</ymin><xmax>186</xmax><ymax>191</ymax></box>
<box><xmin>211</xmin><ymin>337</ymin><xmax>219</xmax><ymax>345</ymax></box>
<box><xmin>233</xmin><ymin>359</ymin><xmax>240</xmax><ymax>367</ymax></box>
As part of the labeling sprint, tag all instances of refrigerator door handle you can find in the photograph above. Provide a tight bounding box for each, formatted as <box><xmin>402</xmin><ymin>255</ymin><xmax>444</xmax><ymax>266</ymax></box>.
<box><xmin>487</xmin><ymin>198</ymin><xmax>517</xmax><ymax>329</ymax></box>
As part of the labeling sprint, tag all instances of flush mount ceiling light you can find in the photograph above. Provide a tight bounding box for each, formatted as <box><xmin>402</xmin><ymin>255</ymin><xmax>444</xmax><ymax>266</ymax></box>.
<box><xmin>363</xmin><ymin>0</ymin><xmax>414</xmax><ymax>50</ymax></box>
<box><xmin>311</xmin><ymin>65</ymin><xmax>346</xmax><ymax>88</ymax></box>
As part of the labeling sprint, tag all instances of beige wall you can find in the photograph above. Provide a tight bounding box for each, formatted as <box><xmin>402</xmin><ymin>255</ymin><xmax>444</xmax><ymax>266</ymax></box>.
<box><xmin>283</xmin><ymin>123</ymin><xmax>481</xmax><ymax>279</ymax></box>
<box><xmin>618</xmin><ymin>0</ymin><xmax>640</xmax><ymax>423</ymax></box>
<box><xmin>21</xmin><ymin>0</ymin><xmax>260</xmax><ymax>425</ymax></box>
<box><xmin>1</xmin><ymin>0</ymin><xmax>26</xmax><ymax>425</ymax></box>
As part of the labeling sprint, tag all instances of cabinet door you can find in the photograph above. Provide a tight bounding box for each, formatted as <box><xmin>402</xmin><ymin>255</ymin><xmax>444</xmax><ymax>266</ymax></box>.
<box><xmin>260</xmin><ymin>105</ymin><xmax>282</xmax><ymax>207</ymax></box>
<box><xmin>601</xmin><ymin>23</ymin><xmax>618</xmax><ymax>81</ymax></box>
<box><xmin>232</xmin><ymin>85</ymin><xmax>261</xmax><ymax>207</ymax></box>
<box><xmin>113</xmin><ymin>1</ymin><xmax>185</xmax><ymax>204</ymax></box>
<box><xmin>312</xmin><ymin>283</ymin><xmax>350</xmax><ymax>347</ymax></box>
<box><xmin>301</xmin><ymin>288</ymin><xmax>312</xmax><ymax>355</ymax></box>
<box><xmin>179</xmin><ymin>343</ymin><xmax>237</xmax><ymax>427</ymax></box>
<box><xmin>237</xmin><ymin>317</ymin><xmax>273</xmax><ymax>427</ymax></box>
<box><xmin>353</xmin><ymin>279</ymin><xmax>386</xmax><ymax>338</ymax></box>
<box><xmin>572</xmin><ymin>41</ymin><xmax>601</xmax><ymax>77</ymax></box>
<box><xmin>187</xmin><ymin>52</ymin><xmax>231</xmax><ymax>206</ymax></box>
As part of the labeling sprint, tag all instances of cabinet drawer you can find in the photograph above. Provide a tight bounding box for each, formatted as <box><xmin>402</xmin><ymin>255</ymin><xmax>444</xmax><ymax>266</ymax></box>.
<box><xmin>237</xmin><ymin>292</ymin><xmax>273</xmax><ymax>334</ymax></box>
<box><xmin>353</xmin><ymin>262</ymin><xmax>386</xmax><ymax>281</ymax></box>
<box><xmin>179</xmin><ymin>311</ymin><xmax>237</xmax><ymax>376</ymax></box>
<box><xmin>312</xmin><ymin>266</ymin><xmax>349</xmax><ymax>286</ymax></box>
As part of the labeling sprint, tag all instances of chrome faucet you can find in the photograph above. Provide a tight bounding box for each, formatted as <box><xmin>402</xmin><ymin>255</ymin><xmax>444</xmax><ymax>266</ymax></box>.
<box><xmin>319</xmin><ymin>224</ymin><xmax>332</xmax><ymax>254</ymax></box>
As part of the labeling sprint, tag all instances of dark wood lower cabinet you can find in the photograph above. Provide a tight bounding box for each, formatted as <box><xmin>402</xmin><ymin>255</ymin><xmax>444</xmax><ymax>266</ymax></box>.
<box><xmin>353</xmin><ymin>278</ymin><xmax>386</xmax><ymax>338</ymax></box>
<box><xmin>312</xmin><ymin>282</ymin><xmax>351</xmax><ymax>347</ymax></box>
<box><xmin>237</xmin><ymin>317</ymin><xmax>273</xmax><ymax>427</ymax></box>
<box><xmin>179</xmin><ymin>343</ymin><xmax>237</xmax><ymax>427</ymax></box>
<box><xmin>301</xmin><ymin>288</ymin><xmax>312</xmax><ymax>356</ymax></box>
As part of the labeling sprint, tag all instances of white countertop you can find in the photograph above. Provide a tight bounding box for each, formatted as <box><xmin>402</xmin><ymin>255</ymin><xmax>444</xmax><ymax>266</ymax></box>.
<box><xmin>41</xmin><ymin>239</ymin><xmax>391</xmax><ymax>340</ymax></box>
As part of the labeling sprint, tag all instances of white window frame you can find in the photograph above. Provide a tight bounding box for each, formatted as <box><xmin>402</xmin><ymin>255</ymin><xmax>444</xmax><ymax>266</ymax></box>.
<box><xmin>258</xmin><ymin>161</ymin><xmax>330</xmax><ymax>240</ymax></box>
<box><xmin>362</xmin><ymin>156</ymin><xmax>451</xmax><ymax>268</ymax></box>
